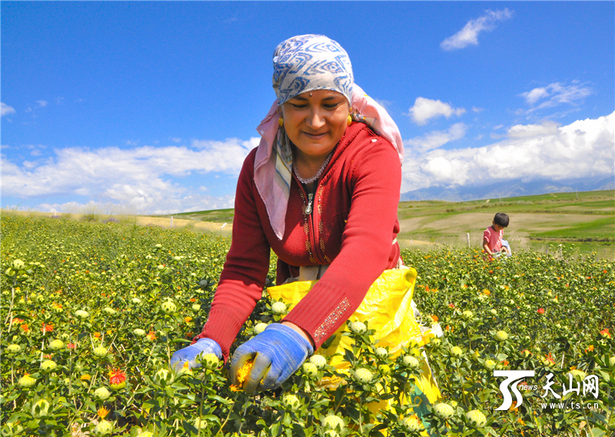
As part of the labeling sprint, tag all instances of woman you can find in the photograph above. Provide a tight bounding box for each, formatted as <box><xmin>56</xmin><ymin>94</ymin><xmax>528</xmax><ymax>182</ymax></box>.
<box><xmin>171</xmin><ymin>34</ymin><xmax>404</xmax><ymax>394</ymax></box>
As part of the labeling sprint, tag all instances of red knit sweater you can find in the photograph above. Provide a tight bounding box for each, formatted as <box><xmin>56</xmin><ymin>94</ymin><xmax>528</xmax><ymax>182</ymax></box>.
<box><xmin>196</xmin><ymin>122</ymin><xmax>401</xmax><ymax>359</ymax></box>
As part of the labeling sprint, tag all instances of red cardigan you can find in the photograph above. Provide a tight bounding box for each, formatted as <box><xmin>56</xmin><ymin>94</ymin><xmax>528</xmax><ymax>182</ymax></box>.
<box><xmin>196</xmin><ymin>122</ymin><xmax>402</xmax><ymax>359</ymax></box>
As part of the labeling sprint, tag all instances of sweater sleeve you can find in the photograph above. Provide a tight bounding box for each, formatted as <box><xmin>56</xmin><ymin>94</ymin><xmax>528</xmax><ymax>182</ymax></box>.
<box><xmin>195</xmin><ymin>150</ymin><xmax>270</xmax><ymax>360</ymax></box>
<box><xmin>283</xmin><ymin>136</ymin><xmax>402</xmax><ymax>349</ymax></box>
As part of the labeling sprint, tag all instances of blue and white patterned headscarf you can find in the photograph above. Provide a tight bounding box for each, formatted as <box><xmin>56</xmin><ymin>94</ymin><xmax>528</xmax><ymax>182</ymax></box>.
<box><xmin>272</xmin><ymin>34</ymin><xmax>354</xmax><ymax>106</ymax></box>
<box><xmin>254</xmin><ymin>34</ymin><xmax>403</xmax><ymax>240</ymax></box>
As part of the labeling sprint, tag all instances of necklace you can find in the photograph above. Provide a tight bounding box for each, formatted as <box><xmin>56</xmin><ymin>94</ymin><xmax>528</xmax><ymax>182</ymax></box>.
<box><xmin>293</xmin><ymin>151</ymin><xmax>333</xmax><ymax>185</ymax></box>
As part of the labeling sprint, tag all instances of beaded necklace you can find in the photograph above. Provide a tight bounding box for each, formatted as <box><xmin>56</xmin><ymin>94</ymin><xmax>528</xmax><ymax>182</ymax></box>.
<box><xmin>293</xmin><ymin>151</ymin><xmax>334</xmax><ymax>185</ymax></box>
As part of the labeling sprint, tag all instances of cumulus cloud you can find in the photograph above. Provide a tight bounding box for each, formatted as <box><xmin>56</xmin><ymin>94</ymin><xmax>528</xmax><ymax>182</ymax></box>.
<box><xmin>441</xmin><ymin>9</ymin><xmax>513</xmax><ymax>51</ymax></box>
<box><xmin>1</xmin><ymin>137</ymin><xmax>258</xmax><ymax>214</ymax></box>
<box><xmin>37</xmin><ymin>100</ymin><xmax>48</xmax><ymax>108</ymax></box>
<box><xmin>401</xmin><ymin>112</ymin><xmax>614</xmax><ymax>192</ymax></box>
<box><xmin>409</xmin><ymin>97</ymin><xmax>466</xmax><ymax>125</ymax></box>
<box><xmin>520</xmin><ymin>82</ymin><xmax>593</xmax><ymax>112</ymax></box>
<box><xmin>1</xmin><ymin>103</ymin><xmax>16</xmax><ymax>117</ymax></box>
<box><xmin>405</xmin><ymin>123</ymin><xmax>467</xmax><ymax>152</ymax></box>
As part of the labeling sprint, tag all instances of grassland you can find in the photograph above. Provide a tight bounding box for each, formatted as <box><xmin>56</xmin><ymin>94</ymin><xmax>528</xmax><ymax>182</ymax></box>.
<box><xmin>160</xmin><ymin>189</ymin><xmax>614</xmax><ymax>259</ymax></box>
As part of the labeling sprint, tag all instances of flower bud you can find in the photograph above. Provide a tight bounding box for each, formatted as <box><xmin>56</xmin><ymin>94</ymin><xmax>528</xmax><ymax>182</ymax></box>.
<box><xmin>322</xmin><ymin>414</ymin><xmax>345</xmax><ymax>430</ymax></box>
<box><xmin>18</xmin><ymin>375</ymin><xmax>36</xmax><ymax>388</ymax></box>
<box><xmin>94</xmin><ymin>420</ymin><xmax>114</xmax><ymax>436</ymax></box>
<box><xmin>253</xmin><ymin>322</ymin><xmax>268</xmax><ymax>334</ymax></box>
<box><xmin>433</xmin><ymin>402</ymin><xmax>455</xmax><ymax>419</ymax></box>
<box><xmin>40</xmin><ymin>360</ymin><xmax>57</xmax><ymax>372</ymax></box>
<box><xmin>75</xmin><ymin>310</ymin><xmax>90</xmax><ymax>319</ymax></box>
<box><xmin>282</xmin><ymin>394</ymin><xmax>301</xmax><ymax>409</ymax></box>
<box><xmin>93</xmin><ymin>346</ymin><xmax>108</xmax><ymax>358</ymax></box>
<box><xmin>7</xmin><ymin>344</ymin><xmax>21</xmax><ymax>354</ymax></box>
<box><xmin>466</xmin><ymin>409</ymin><xmax>487</xmax><ymax>427</ymax></box>
<box><xmin>375</xmin><ymin>347</ymin><xmax>388</xmax><ymax>358</ymax></box>
<box><xmin>133</xmin><ymin>328</ymin><xmax>146</xmax><ymax>336</ymax></box>
<box><xmin>402</xmin><ymin>415</ymin><xmax>423</xmax><ymax>432</ymax></box>
<box><xmin>403</xmin><ymin>355</ymin><xmax>420</xmax><ymax>369</ymax></box>
<box><xmin>450</xmin><ymin>346</ymin><xmax>463</xmax><ymax>357</ymax></box>
<box><xmin>161</xmin><ymin>301</ymin><xmax>177</xmax><ymax>313</ymax></box>
<box><xmin>302</xmin><ymin>362</ymin><xmax>318</xmax><ymax>377</ymax></box>
<box><xmin>271</xmin><ymin>302</ymin><xmax>287</xmax><ymax>314</ymax></box>
<box><xmin>309</xmin><ymin>354</ymin><xmax>327</xmax><ymax>369</ymax></box>
<box><xmin>32</xmin><ymin>399</ymin><xmax>51</xmax><ymax>418</ymax></box>
<box><xmin>349</xmin><ymin>321</ymin><xmax>367</xmax><ymax>334</ymax></box>
<box><xmin>495</xmin><ymin>330</ymin><xmax>508</xmax><ymax>341</ymax></box>
<box><xmin>354</xmin><ymin>368</ymin><xmax>373</xmax><ymax>383</ymax></box>
<box><xmin>49</xmin><ymin>339</ymin><xmax>64</xmax><ymax>350</ymax></box>
<box><xmin>94</xmin><ymin>387</ymin><xmax>111</xmax><ymax>401</ymax></box>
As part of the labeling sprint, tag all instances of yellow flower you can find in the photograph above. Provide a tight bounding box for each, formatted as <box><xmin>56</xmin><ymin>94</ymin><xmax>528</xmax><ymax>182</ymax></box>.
<box><xmin>230</xmin><ymin>360</ymin><xmax>253</xmax><ymax>392</ymax></box>
<box><xmin>450</xmin><ymin>346</ymin><xmax>463</xmax><ymax>357</ymax></box>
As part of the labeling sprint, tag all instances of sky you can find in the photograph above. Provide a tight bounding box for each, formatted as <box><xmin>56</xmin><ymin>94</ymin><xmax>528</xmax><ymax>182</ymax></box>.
<box><xmin>2</xmin><ymin>1</ymin><xmax>614</xmax><ymax>215</ymax></box>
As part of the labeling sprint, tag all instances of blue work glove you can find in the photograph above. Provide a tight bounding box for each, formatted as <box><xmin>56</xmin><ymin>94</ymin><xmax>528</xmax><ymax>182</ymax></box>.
<box><xmin>170</xmin><ymin>338</ymin><xmax>222</xmax><ymax>372</ymax></box>
<box><xmin>230</xmin><ymin>324</ymin><xmax>313</xmax><ymax>394</ymax></box>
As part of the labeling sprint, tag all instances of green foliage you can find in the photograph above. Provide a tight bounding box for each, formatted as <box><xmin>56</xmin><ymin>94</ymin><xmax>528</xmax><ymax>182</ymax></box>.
<box><xmin>1</xmin><ymin>214</ymin><xmax>614</xmax><ymax>436</ymax></box>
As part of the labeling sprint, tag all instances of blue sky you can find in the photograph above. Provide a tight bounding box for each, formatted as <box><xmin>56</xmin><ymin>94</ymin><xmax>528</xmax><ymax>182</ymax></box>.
<box><xmin>2</xmin><ymin>1</ymin><xmax>613</xmax><ymax>215</ymax></box>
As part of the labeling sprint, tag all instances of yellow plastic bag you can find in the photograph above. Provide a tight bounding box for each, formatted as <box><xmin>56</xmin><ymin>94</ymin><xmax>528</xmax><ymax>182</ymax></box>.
<box><xmin>266</xmin><ymin>268</ymin><xmax>441</xmax><ymax>422</ymax></box>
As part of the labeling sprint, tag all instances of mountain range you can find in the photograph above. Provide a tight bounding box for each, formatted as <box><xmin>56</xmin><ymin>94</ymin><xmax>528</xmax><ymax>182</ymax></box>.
<box><xmin>400</xmin><ymin>176</ymin><xmax>614</xmax><ymax>202</ymax></box>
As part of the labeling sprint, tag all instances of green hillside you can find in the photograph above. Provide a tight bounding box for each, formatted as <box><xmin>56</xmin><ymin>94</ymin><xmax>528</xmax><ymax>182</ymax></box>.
<box><xmin>163</xmin><ymin>190</ymin><xmax>615</xmax><ymax>258</ymax></box>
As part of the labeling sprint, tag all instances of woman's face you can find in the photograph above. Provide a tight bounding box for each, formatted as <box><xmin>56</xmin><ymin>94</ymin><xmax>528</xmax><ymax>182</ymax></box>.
<box><xmin>280</xmin><ymin>90</ymin><xmax>350</xmax><ymax>161</ymax></box>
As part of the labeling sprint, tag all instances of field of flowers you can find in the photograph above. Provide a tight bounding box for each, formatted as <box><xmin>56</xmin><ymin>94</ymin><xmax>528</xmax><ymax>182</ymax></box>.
<box><xmin>1</xmin><ymin>213</ymin><xmax>614</xmax><ymax>437</ymax></box>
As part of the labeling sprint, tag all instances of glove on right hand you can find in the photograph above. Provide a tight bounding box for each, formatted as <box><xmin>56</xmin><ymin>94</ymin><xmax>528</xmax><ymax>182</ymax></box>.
<box><xmin>170</xmin><ymin>338</ymin><xmax>222</xmax><ymax>372</ymax></box>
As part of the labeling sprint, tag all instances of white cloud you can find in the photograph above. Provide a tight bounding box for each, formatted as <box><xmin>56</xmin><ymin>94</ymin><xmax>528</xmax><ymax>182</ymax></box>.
<box><xmin>401</xmin><ymin>112</ymin><xmax>614</xmax><ymax>191</ymax></box>
<box><xmin>520</xmin><ymin>82</ymin><xmax>592</xmax><ymax>112</ymax></box>
<box><xmin>507</xmin><ymin>120</ymin><xmax>560</xmax><ymax>138</ymax></box>
<box><xmin>405</xmin><ymin>123</ymin><xmax>467</xmax><ymax>152</ymax></box>
<box><xmin>1</xmin><ymin>137</ymin><xmax>258</xmax><ymax>214</ymax></box>
<box><xmin>409</xmin><ymin>97</ymin><xmax>466</xmax><ymax>125</ymax></box>
<box><xmin>1</xmin><ymin>103</ymin><xmax>16</xmax><ymax>117</ymax></box>
<box><xmin>37</xmin><ymin>100</ymin><xmax>48</xmax><ymax>108</ymax></box>
<box><xmin>441</xmin><ymin>9</ymin><xmax>513</xmax><ymax>51</ymax></box>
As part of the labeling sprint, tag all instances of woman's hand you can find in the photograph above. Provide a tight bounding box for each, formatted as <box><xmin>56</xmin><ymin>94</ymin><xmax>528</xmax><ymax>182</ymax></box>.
<box><xmin>230</xmin><ymin>324</ymin><xmax>313</xmax><ymax>394</ymax></box>
<box><xmin>170</xmin><ymin>338</ymin><xmax>222</xmax><ymax>372</ymax></box>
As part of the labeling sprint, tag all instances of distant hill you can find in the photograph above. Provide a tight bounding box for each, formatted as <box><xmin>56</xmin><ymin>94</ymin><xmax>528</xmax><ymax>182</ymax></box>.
<box><xmin>400</xmin><ymin>177</ymin><xmax>614</xmax><ymax>202</ymax></box>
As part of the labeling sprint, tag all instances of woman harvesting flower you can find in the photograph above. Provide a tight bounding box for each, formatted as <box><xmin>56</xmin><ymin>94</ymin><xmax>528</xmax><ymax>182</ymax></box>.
<box><xmin>171</xmin><ymin>34</ymin><xmax>403</xmax><ymax>394</ymax></box>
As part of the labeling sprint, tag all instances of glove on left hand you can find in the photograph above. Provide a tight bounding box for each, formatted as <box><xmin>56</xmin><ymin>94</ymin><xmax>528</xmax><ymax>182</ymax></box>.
<box><xmin>230</xmin><ymin>324</ymin><xmax>313</xmax><ymax>394</ymax></box>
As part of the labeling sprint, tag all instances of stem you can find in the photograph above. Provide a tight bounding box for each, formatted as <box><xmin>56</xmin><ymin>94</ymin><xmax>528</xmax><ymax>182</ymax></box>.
<box><xmin>214</xmin><ymin>393</ymin><xmax>238</xmax><ymax>437</ymax></box>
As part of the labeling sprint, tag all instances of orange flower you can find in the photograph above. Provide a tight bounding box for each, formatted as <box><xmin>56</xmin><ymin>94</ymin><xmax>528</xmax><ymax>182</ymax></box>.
<box><xmin>537</xmin><ymin>308</ymin><xmax>545</xmax><ymax>314</ymax></box>
<box><xmin>184</xmin><ymin>317</ymin><xmax>193</xmax><ymax>324</ymax></box>
<box><xmin>545</xmin><ymin>353</ymin><xmax>555</xmax><ymax>365</ymax></box>
<box><xmin>12</xmin><ymin>318</ymin><xmax>24</xmax><ymax>324</ymax></box>
<box><xmin>21</xmin><ymin>323</ymin><xmax>30</xmax><ymax>333</ymax></box>
<box><xmin>585</xmin><ymin>345</ymin><xmax>594</xmax><ymax>353</ymax></box>
<box><xmin>93</xmin><ymin>332</ymin><xmax>101</xmax><ymax>338</ymax></box>
<box><xmin>600</xmin><ymin>328</ymin><xmax>611</xmax><ymax>338</ymax></box>
<box><xmin>230</xmin><ymin>360</ymin><xmax>253</xmax><ymax>392</ymax></box>
<box><xmin>190</xmin><ymin>298</ymin><xmax>196</xmax><ymax>302</ymax></box>
<box><xmin>146</xmin><ymin>331</ymin><xmax>156</xmax><ymax>341</ymax></box>
<box><xmin>97</xmin><ymin>407</ymin><xmax>110</xmax><ymax>419</ymax></box>
<box><xmin>430</xmin><ymin>315</ymin><xmax>439</xmax><ymax>323</ymax></box>
<box><xmin>67</xmin><ymin>343</ymin><xmax>76</xmax><ymax>349</ymax></box>
<box><xmin>42</xmin><ymin>323</ymin><xmax>53</xmax><ymax>333</ymax></box>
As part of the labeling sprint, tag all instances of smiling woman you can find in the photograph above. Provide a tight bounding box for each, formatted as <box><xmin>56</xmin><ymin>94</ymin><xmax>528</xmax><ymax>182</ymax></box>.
<box><xmin>171</xmin><ymin>34</ymin><xmax>405</xmax><ymax>394</ymax></box>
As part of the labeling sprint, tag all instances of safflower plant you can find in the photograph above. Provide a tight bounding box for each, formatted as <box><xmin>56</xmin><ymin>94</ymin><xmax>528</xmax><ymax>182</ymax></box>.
<box><xmin>1</xmin><ymin>214</ymin><xmax>614</xmax><ymax>436</ymax></box>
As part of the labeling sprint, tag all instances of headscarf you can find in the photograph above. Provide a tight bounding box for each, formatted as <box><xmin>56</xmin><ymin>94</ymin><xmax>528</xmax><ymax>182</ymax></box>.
<box><xmin>254</xmin><ymin>35</ymin><xmax>404</xmax><ymax>240</ymax></box>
